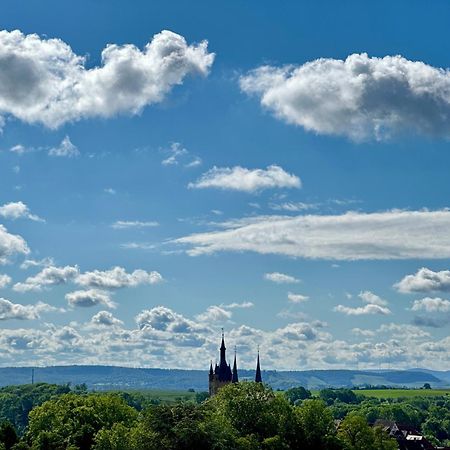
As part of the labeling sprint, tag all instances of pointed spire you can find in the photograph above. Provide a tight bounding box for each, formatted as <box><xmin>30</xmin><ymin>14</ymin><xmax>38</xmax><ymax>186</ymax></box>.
<box><xmin>220</xmin><ymin>327</ymin><xmax>226</xmax><ymax>350</ymax></box>
<box><xmin>209</xmin><ymin>360</ymin><xmax>214</xmax><ymax>375</ymax></box>
<box><xmin>255</xmin><ymin>346</ymin><xmax>262</xmax><ymax>383</ymax></box>
<box><xmin>232</xmin><ymin>346</ymin><xmax>239</xmax><ymax>383</ymax></box>
<box><xmin>219</xmin><ymin>328</ymin><xmax>227</xmax><ymax>368</ymax></box>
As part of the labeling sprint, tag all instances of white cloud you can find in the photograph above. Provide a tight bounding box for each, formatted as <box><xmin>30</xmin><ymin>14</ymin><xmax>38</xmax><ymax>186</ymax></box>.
<box><xmin>0</xmin><ymin>225</ymin><xmax>29</xmax><ymax>265</ymax></box>
<box><xmin>75</xmin><ymin>267</ymin><xmax>163</xmax><ymax>289</ymax></box>
<box><xmin>48</xmin><ymin>136</ymin><xmax>79</xmax><ymax>157</ymax></box>
<box><xmin>104</xmin><ymin>188</ymin><xmax>116</xmax><ymax>195</ymax></box>
<box><xmin>14</xmin><ymin>265</ymin><xmax>163</xmax><ymax>292</ymax></box>
<box><xmin>111</xmin><ymin>220</ymin><xmax>159</xmax><ymax>229</ymax></box>
<box><xmin>196</xmin><ymin>305</ymin><xmax>232</xmax><ymax>323</ymax></box>
<box><xmin>240</xmin><ymin>53</ymin><xmax>450</xmax><ymax>140</ymax></box>
<box><xmin>10</xmin><ymin>144</ymin><xmax>32</xmax><ymax>155</ymax></box>
<box><xmin>1</xmin><ymin>303</ymin><xmax>450</xmax><ymax>370</ymax></box>
<box><xmin>162</xmin><ymin>142</ymin><xmax>187</xmax><ymax>165</ymax></box>
<box><xmin>161</xmin><ymin>142</ymin><xmax>202</xmax><ymax>168</ymax></box>
<box><xmin>269</xmin><ymin>201</ymin><xmax>318</xmax><ymax>212</ymax></box>
<box><xmin>264</xmin><ymin>272</ymin><xmax>300</xmax><ymax>284</ymax></box>
<box><xmin>334</xmin><ymin>303</ymin><xmax>391</xmax><ymax>316</ymax></box>
<box><xmin>91</xmin><ymin>310</ymin><xmax>123</xmax><ymax>327</ymax></box>
<box><xmin>358</xmin><ymin>290</ymin><xmax>388</xmax><ymax>306</ymax></box>
<box><xmin>335</xmin><ymin>289</ymin><xmax>391</xmax><ymax>316</ymax></box>
<box><xmin>0</xmin><ymin>298</ymin><xmax>56</xmax><ymax>320</ymax></box>
<box><xmin>175</xmin><ymin>210</ymin><xmax>450</xmax><ymax>260</ymax></box>
<box><xmin>287</xmin><ymin>292</ymin><xmax>309</xmax><ymax>303</ymax></box>
<box><xmin>351</xmin><ymin>328</ymin><xmax>375</xmax><ymax>337</ymax></box>
<box><xmin>220</xmin><ymin>301</ymin><xmax>254</xmax><ymax>309</ymax></box>
<box><xmin>20</xmin><ymin>257</ymin><xmax>54</xmax><ymax>270</ymax></box>
<box><xmin>13</xmin><ymin>265</ymin><xmax>79</xmax><ymax>292</ymax></box>
<box><xmin>66</xmin><ymin>289</ymin><xmax>115</xmax><ymax>308</ymax></box>
<box><xmin>395</xmin><ymin>267</ymin><xmax>450</xmax><ymax>293</ymax></box>
<box><xmin>0</xmin><ymin>274</ymin><xmax>11</xmax><ymax>288</ymax></box>
<box><xmin>0</xmin><ymin>201</ymin><xmax>43</xmax><ymax>222</ymax></box>
<box><xmin>411</xmin><ymin>297</ymin><xmax>450</xmax><ymax>313</ymax></box>
<box><xmin>0</xmin><ymin>29</ymin><xmax>214</xmax><ymax>129</ymax></box>
<box><xmin>135</xmin><ymin>306</ymin><xmax>200</xmax><ymax>333</ymax></box>
<box><xmin>188</xmin><ymin>165</ymin><xmax>301</xmax><ymax>193</ymax></box>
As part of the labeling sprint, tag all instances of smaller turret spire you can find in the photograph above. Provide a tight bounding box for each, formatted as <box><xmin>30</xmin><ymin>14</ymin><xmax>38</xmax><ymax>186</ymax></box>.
<box><xmin>255</xmin><ymin>346</ymin><xmax>262</xmax><ymax>383</ymax></box>
<box><xmin>232</xmin><ymin>346</ymin><xmax>239</xmax><ymax>383</ymax></box>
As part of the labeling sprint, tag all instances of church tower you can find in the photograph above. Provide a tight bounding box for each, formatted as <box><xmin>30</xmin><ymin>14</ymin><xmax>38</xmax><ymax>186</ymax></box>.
<box><xmin>209</xmin><ymin>330</ymin><xmax>234</xmax><ymax>396</ymax></box>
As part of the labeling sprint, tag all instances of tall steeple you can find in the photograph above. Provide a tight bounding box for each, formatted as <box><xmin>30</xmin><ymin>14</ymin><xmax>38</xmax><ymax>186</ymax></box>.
<box><xmin>232</xmin><ymin>346</ymin><xmax>239</xmax><ymax>383</ymax></box>
<box><xmin>219</xmin><ymin>328</ymin><xmax>226</xmax><ymax>367</ymax></box>
<box><xmin>255</xmin><ymin>346</ymin><xmax>262</xmax><ymax>383</ymax></box>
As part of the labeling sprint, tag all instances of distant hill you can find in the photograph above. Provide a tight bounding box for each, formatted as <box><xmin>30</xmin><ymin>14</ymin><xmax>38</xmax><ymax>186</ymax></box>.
<box><xmin>0</xmin><ymin>366</ymin><xmax>447</xmax><ymax>391</ymax></box>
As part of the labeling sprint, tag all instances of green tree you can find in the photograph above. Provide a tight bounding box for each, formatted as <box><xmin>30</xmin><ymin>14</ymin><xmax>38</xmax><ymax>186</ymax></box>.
<box><xmin>296</xmin><ymin>399</ymin><xmax>342</xmax><ymax>450</ymax></box>
<box><xmin>338</xmin><ymin>413</ymin><xmax>396</xmax><ymax>450</ymax></box>
<box><xmin>209</xmin><ymin>382</ymin><xmax>292</xmax><ymax>443</ymax></box>
<box><xmin>0</xmin><ymin>422</ymin><xmax>18</xmax><ymax>450</ymax></box>
<box><xmin>26</xmin><ymin>393</ymin><xmax>137</xmax><ymax>450</ymax></box>
<box><xmin>195</xmin><ymin>392</ymin><xmax>209</xmax><ymax>404</ymax></box>
<box><xmin>284</xmin><ymin>386</ymin><xmax>311</xmax><ymax>405</ymax></box>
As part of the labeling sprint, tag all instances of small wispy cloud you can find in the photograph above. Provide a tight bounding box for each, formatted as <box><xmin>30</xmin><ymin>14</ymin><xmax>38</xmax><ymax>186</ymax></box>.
<box><xmin>161</xmin><ymin>142</ymin><xmax>202</xmax><ymax>168</ymax></box>
<box><xmin>264</xmin><ymin>272</ymin><xmax>300</xmax><ymax>284</ymax></box>
<box><xmin>287</xmin><ymin>292</ymin><xmax>309</xmax><ymax>303</ymax></box>
<box><xmin>111</xmin><ymin>220</ymin><xmax>159</xmax><ymax>229</ymax></box>
<box><xmin>48</xmin><ymin>136</ymin><xmax>80</xmax><ymax>158</ymax></box>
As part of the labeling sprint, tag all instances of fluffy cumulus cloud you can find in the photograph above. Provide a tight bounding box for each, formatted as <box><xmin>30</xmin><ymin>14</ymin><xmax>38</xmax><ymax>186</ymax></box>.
<box><xmin>176</xmin><ymin>210</ymin><xmax>450</xmax><ymax>260</ymax></box>
<box><xmin>335</xmin><ymin>291</ymin><xmax>391</xmax><ymax>316</ymax></box>
<box><xmin>264</xmin><ymin>272</ymin><xmax>300</xmax><ymax>284</ymax></box>
<box><xmin>0</xmin><ymin>29</ymin><xmax>214</xmax><ymax>129</ymax></box>
<box><xmin>0</xmin><ymin>298</ymin><xmax>56</xmax><ymax>320</ymax></box>
<box><xmin>1</xmin><ymin>304</ymin><xmax>450</xmax><ymax>370</ymax></box>
<box><xmin>14</xmin><ymin>265</ymin><xmax>163</xmax><ymax>292</ymax></box>
<box><xmin>0</xmin><ymin>274</ymin><xmax>11</xmax><ymax>289</ymax></box>
<box><xmin>240</xmin><ymin>53</ymin><xmax>450</xmax><ymax>140</ymax></box>
<box><xmin>196</xmin><ymin>306</ymin><xmax>232</xmax><ymax>323</ymax></box>
<box><xmin>90</xmin><ymin>310</ymin><xmax>123</xmax><ymax>327</ymax></box>
<box><xmin>334</xmin><ymin>303</ymin><xmax>391</xmax><ymax>316</ymax></box>
<box><xmin>395</xmin><ymin>267</ymin><xmax>450</xmax><ymax>293</ymax></box>
<box><xmin>66</xmin><ymin>289</ymin><xmax>115</xmax><ymax>308</ymax></box>
<box><xmin>188</xmin><ymin>165</ymin><xmax>301</xmax><ymax>193</ymax></box>
<box><xmin>14</xmin><ymin>265</ymin><xmax>79</xmax><ymax>292</ymax></box>
<box><xmin>0</xmin><ymin>201</ymin><xmax>43</xmax><ymax>221</ymax></box>
<box><xmin>0</xmin><ymin>225</ymin><xmax>29</xmax><ymax>265</ymax></box>
<box><xmin>411</xmin><ymin>297</ymin><xmax>450</xmax><ymax>313</ymax></box>
<box><xmin>48</xmin><ymin>136</ymin><xmax>79</xmax><ymax>157</ymax></box>
<box><xmin>75</xmin><ymin>267</ymin><xmax>163</xmax><ymax>289</ymax></box>
<box><xmin>358</xmin><ymin>290</ymin><xmax>388</xmax><ymax>306</ymax></box>
<box><xmin>135</xmin><ymin>306</ymin><xmax>201</xmax><ymax>334</ymax></box>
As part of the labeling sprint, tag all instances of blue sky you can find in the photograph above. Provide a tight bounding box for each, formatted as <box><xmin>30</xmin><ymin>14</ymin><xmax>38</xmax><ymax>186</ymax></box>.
<box><xmin>1</xmin><ymin>0</ymin><xmax>450</xmax><ymax>370</ymax></box>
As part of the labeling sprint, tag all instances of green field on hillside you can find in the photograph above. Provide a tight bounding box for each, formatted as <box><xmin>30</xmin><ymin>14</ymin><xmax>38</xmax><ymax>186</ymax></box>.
<box><xmin>109</xmin><ymin>389</ymin><xmax>197</xmax><ymax>403</ymax></box>
<box><xmin>353</xmin><ymin>389</ymin><xmax>450</xmax><ymax>398</ymax></box>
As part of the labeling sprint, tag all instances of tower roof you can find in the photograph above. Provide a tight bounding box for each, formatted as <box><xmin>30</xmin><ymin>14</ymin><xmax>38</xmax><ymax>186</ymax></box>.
<box><xmin>255</xmin><ymin>347</ymin><xmax>262</xmax><ymax>383</ymax></box>
<box><xmin>232</xmin><ymin>346</ymin><xmax>238</xmax><ymax>383</ymax></box>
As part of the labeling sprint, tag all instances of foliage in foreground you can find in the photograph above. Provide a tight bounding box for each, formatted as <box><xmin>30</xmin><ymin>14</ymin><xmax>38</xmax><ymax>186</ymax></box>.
<box><xmin>8</xmin><ymin>383</ymin><xmax>398</xmax><ymax>450</ymax></box>
<box><xmin>0</xmin><ymin>383</ymin><xmax>449</xmax><ymax>449</ymax></box>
